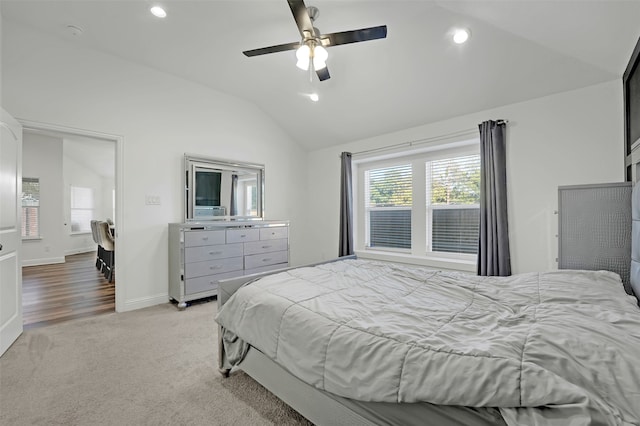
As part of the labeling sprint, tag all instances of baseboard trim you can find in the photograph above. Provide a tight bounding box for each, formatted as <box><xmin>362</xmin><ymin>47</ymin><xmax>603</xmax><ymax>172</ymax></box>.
<box><xmin>120</xmin><ymin>294</ymin><xmax>169</xmax><ymax>312</ymax></box>
<box><xmin>22</xmin><ymin>257</ymin><xmax>65</xmax><ymax>267</ymax></box>
<box><xmin>65</xmin><ymin>247</ymin><xmax>96</xmax><ymax>256</ymax></box>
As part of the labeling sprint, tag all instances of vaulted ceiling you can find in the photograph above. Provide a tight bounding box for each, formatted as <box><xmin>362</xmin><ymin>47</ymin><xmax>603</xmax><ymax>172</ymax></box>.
<box><xmin>3</xmin><ymin>1</ymin><xmax>640</xmax><ymax>150</ymax></box>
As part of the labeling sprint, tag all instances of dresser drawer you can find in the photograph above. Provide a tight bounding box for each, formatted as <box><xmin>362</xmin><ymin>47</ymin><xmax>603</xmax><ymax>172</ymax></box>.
<box><xmin>226</xmin><ymin>228</ymin><xmax>260</xmax><ymax>244</ymax></box>
<box><xmin>184</xmin><ymin>271</ymin><xmax>241</xmax><ymax>295</ymax></box>
<box><xmin>184</xmin><ymin>256</ymin><xmax>243</xmax><ymax>279</ymax></box>
<box><xmin>243</xmin><ymin>238</ymin><xmax>288</xmax><ymax>256</ymax></box>
<box><xmin>244</xmin><ymin>250</ymin><xmax>289</xmax><ymax>270</ymax></box>
<box><xmin>184</xmin><ymin>230</ymin><xmax>226</xmax><ymax>247</ymax></box>
<box><xmin>244</xmin><ymin>263</ymin><xmax>289</xmax><ymax>276</ymax></box>
<box><xmin>185</xmin><ymin>243</ymin><xmax>243</xmax><ymax>263</ymax></box>
<box><xmin>260</xmin><ymin>227</ymin><xmax>288</xmax><ymax>240</ymax></box>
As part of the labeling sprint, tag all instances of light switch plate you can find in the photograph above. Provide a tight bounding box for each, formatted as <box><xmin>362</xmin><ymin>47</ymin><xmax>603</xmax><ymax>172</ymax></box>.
<box><xmin>145</xmin><ymin>195</ymin><xmax>161</xmax><ymax>205</ymax></box>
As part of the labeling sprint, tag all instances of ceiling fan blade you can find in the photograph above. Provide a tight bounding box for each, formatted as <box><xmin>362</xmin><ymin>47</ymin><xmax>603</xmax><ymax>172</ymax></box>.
<box><xmin>243</xmin><ymin>41</ymin><xmax>300</xmax><ymax>57</ymax></box>
<box><xmin>316</xmin><ymin>66</ymin><xmax>330</xmax><ymax>82</ymax></box>
<box><xmin>287</xmin><ymin>0</ymin><xmax>315</xmax><ymax>38</ymax></box>
<box><xmin>321</xmin><ymin>25</ymin><xmax>387</xmax><ymax>47</ymax></box>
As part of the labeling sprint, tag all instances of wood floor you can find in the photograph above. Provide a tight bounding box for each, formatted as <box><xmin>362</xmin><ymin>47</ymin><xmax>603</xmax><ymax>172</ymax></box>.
<box><xmin>22</xmin><ymin>251</ymin><xmax>115</xmax><ymax>329</ymax></box>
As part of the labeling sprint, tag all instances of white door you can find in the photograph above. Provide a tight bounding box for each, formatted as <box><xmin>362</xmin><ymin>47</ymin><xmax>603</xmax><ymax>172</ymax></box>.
<box><xmin>0</xmin><ymin>109</ymin><xmax>23</xmax><ymax>357</ymax></box>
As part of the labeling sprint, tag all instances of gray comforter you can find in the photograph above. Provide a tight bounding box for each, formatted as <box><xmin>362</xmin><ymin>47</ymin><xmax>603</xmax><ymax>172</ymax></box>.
<box><xmin>215</xmin><ymin>259</ymin><xmax>640</xmax><ymax>425</ymax></box>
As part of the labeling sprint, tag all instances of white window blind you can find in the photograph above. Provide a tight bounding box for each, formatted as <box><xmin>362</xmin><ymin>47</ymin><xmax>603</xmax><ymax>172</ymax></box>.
<box><xmin>364</xmin><ymin>164</ymin><xmax>412</xmax><ymax>249</ymax></box>
<box><xmin>22</xmin><ymin>177</ymin><xmax>40</xmax><ymax>238</ymax></box>
<box><xmin>427</xmin><ymin>154</ymin><xmax>480</xmax><ymax>254</ymax></box>
<box><xmin>70</xmin><ymin>186</ymin><xmax>94</xmax><ymax>233</ymax></box>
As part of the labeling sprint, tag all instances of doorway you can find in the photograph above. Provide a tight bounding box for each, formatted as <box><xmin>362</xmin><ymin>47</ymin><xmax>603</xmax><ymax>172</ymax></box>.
<box><xmin>19</xmin><ymin>121</ymin><xmax>122</xmax><ymax>327</ymax></box>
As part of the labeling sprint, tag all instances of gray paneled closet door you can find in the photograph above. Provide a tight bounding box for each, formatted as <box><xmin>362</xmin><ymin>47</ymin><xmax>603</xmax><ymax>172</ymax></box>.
<box><xmin>558</xmin><ymin>182</ymin><xmax>633</xmax><ymax>294</ymax></box>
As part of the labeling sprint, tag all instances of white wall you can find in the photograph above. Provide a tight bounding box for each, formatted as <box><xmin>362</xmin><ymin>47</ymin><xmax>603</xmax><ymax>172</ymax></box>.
<box><xmin>3</xmin><ymin>20</ymin><xmax>308</xmax><ymax>311</ymax></box>
<box><xmin>21</xmin><ymin>132</ymin><xmax>66</xmax><ymax>265</ymax></box>
<box><xmin>0</xmin><ymin>8</ymin><xmax>2</xmax><ymax>105</ymax></box>
<box><xmin>304</xmin><ymin>80</ymin><xmax>624</xmax><ymax>273</ymax></box>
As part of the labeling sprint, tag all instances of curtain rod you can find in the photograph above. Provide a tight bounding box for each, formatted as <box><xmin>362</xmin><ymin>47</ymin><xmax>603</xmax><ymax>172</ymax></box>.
<box><xmin>347</xmin><ymin>119</ymin><xmax>508</xmax><ymax>158</ymax></box>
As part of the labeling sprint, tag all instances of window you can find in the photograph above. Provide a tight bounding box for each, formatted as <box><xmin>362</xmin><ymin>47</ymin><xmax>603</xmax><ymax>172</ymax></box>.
<box><xmin>70</xmin><ymin>186</ymin><xmax>94</xmax><ymax>233</ymax></box>
<box><xmin>427</xmin><ymin>155</ymin><xmax>480</xmax><ymax>254</ymax></box>
<box><xmin>357</xmin><ymin>140</ymin><xmax>480</xmax><ymax>262</ymax></box>
<box><xmin>364</xmin><ymin>164</ymin><xmax>412</xmax><ymax>249</ymax></box>
<box><xmin>22</xmin><ymin>177</ymin><xmax>40</xmax><ymax>238</ymax></box>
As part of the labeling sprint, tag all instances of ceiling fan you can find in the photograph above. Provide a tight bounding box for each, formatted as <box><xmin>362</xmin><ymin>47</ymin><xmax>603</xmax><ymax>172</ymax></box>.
<box><xmin>242</xmin><ymin>0</ymin><xmax>387</xmax><ymax>81</ymax></box>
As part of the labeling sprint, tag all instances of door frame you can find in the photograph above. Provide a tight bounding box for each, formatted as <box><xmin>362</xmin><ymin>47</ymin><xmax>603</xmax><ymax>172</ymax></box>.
<box><xmin>18</xmin><ymin>119</ymin><xmax>125</xmax><ymax>312</ymax></box>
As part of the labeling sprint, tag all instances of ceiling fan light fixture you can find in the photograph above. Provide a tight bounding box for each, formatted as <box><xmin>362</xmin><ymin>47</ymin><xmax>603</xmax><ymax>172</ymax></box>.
<box><xmin>296</xmin><ymin>44</ymin><xmax>311</xmax><ymax>70</ymax></box>
<box><xmin>313</xmin><ymin>45</ymin><xmax>328</xmax><ymax>70</ymax></box>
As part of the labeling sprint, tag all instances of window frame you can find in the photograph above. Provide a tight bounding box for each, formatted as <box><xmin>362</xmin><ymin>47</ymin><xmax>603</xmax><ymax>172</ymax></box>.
<box><xmin>354</xmin><ymin>139</ymin><xmax>480</xmax><ymax>271</ymax></box>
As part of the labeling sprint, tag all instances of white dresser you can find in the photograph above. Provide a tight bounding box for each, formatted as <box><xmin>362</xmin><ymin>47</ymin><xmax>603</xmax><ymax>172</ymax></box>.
<box><xmin>168</xmin><ymin>220</ymin><xmax>289</xmax><ymax>309</ymax></box>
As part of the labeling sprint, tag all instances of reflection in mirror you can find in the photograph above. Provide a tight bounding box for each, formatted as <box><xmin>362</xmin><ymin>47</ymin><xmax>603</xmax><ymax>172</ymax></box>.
<box><xmin>184</xmin><ymin>155</ymin><xmax>264</xmax><ymax>221</ymax></box>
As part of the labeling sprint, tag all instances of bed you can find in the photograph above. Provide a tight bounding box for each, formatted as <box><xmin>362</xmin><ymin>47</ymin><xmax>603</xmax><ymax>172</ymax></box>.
<box><xmin>215</xmin><ymin>189</ymin><xmax>640</xmax><ymax>425</ymax></box>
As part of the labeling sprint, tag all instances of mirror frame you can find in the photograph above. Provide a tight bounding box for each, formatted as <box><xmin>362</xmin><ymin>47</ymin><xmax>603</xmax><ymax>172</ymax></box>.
<box><xmin>184</xmin><ymin>154</ymin><xmax>264</xmax><ymax>221</ymax></box>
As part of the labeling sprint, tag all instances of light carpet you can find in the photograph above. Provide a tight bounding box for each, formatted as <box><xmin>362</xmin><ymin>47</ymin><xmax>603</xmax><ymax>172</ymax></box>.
<box><xmin>0</xmin><ymin>300</ymin><xmax>312</xmax><ymax>426</ymax></box>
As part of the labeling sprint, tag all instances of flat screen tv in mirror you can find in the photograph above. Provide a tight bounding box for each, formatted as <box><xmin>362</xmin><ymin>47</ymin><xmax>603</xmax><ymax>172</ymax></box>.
<box><xmin>184</xmin><ymin>154</ymin><xmax>264</xmax><ymax>221</ymax></box>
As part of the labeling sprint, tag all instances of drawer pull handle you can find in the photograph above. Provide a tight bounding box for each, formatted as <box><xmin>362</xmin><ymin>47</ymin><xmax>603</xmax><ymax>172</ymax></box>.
<box><xmin>262</xmin><ymin>258</ymin><xmax>271</xmax><ymax>262</ymax></box>
<box><xmin>209</xmin><ymin>251</ymin><xmax>222</xmax><ymax>255</ymax></box>
<box><xmin>210</xmin><ymin>265</ymin><xmax>222</xmax><ymax>270</ymax></box>
<box><xmin>202</xmin><ymin>237</ymin><xmax>209</xmax><ymax>241</ymax></box>
<box><xmin>262</xmin><ymin>245</ymin><xmax>271</xmax><ymax>249</ymax></box>
<box><xmin>240</xmin><ymin>234</ymin><xmax>246</xmax><ymax>238</ymax></box>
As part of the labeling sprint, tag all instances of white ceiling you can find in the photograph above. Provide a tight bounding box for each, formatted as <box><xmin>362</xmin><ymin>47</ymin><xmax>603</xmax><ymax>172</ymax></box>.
<box><xmin>3</xmin><ymin>0</ymin><xmax>640</xmax><ymax>151</ymax></box>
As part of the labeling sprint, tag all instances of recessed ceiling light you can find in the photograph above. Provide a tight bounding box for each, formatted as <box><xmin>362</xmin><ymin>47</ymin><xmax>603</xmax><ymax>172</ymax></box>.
<box><xmin>310</xmin><ymin>93</ymin><xmax>319</xmax><ymax>102</ymax></box>
<box><xmin>150</xmin><ymin>6</ymin><xmax>167</xmax><ymax>18</ymax></box>
<box><xmin>453</xmin><ymin>28</ymin><xmax>470</xmax><ymax>44</ymax></box>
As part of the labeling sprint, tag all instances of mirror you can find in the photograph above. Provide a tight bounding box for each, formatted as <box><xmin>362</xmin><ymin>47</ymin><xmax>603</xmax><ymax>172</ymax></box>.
<box><xmin>184</xmin><ymin>154</ymin><xmax>264</xmax><ymax>221</ymax></box>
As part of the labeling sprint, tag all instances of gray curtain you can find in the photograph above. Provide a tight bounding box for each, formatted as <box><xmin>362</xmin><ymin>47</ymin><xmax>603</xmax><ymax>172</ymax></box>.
<box><xmin>339</xmin><ymin>152</ymin><xmax>354</xmax><ymax>257</ymax></box>
<box><xmin>477</xmin><ymin>120</ymin><xmax>511</xmax><ymax>276</ymax></box>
